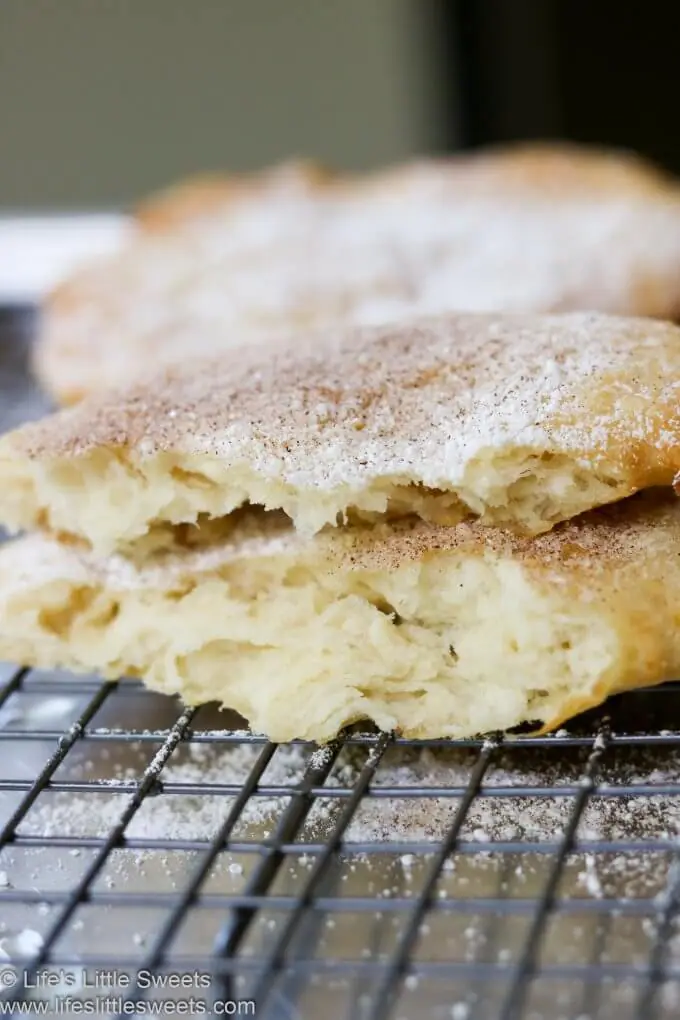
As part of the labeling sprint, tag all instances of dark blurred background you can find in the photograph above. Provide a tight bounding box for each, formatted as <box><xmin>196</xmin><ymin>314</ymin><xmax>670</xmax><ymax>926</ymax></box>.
<box><xmin>1</xmin><ymin>0</ymin><xmax>679</xmax><ymax>208</ymax></box>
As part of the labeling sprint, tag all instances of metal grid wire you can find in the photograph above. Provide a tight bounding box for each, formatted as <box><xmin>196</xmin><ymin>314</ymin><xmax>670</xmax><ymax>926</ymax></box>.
<box><xmin>2</xmin><ymin>310</ymin><xmax>680</xmax><ymax>1019</ymax></box>
<box><xmin>1</xmin><ymin>669</ymin><xmax>680</xmax><ymax>1020</ymax></box>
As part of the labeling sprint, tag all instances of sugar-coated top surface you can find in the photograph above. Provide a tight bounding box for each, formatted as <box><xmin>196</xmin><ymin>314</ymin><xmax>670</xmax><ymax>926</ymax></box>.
<box><xmin>37</xmin><ymin>144</ymin><xmax>680</xmax><ymax>401</ymax></box>
<box><xmin>347</xmin><ymin>490</ymin><xmax>680</xmax><ymax>575</ymax></box>
<box><xmin>11</xmin><ymin>312</ymin><xmax>680</xmax><ymax>495</ymax></box>
<box><xmin>1</xmin><ymin>492</ymin><xmax>677</xmax><ymax>595</ymax></box>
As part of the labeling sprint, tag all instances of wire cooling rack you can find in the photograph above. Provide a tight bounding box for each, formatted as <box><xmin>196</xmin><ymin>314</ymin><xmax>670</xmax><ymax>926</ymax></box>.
<box><xmin>2</xmin><ymin>669</ymin><xmax>680</xmax><ymax>1020</ymax></box>
<box><xmin>2</xmin><ymin>309</ymin><xmax>680</xmax><ymax>1020</ymax></box>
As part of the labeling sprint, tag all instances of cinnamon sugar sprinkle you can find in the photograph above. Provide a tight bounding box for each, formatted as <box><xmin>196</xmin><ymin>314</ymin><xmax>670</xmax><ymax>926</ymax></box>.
<box><xmin>11</xmin><ymin>314</ymin><xmax>680</xmax><ymax>496</ymax></box>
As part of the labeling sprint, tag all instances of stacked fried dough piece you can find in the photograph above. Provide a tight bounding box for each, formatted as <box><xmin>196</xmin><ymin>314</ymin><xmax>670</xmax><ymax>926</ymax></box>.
<box><xmin>4</xmin><ymin>145</ymin><xmax>680</xmax><ymax>741</ymax></box>
<box><xmin>5</xmin><ymin>311</ymin><xmax>680</xmax><ymax>739</ymax></box>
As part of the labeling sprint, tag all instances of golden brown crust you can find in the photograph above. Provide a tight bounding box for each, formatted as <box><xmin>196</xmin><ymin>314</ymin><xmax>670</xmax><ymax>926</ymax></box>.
<box><xmin>133</xmin><ymin>159</ymin><xmax>337</xmax><ymax>233</ymax></box>
<box><xmin>133</xmin><ymin>176</ymin><xmax>241</xmax><ymax>232</ymax></box>
<box><xmin>361</xmin><ymin>143</ymin><xmax>674</xmax><ymax>205</ymax></box>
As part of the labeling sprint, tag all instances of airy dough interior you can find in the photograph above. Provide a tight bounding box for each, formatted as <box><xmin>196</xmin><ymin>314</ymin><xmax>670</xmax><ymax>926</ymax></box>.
<box><xmin>0</xmin><ymin>446</ymin><xmax>630</xmax><ymax>554</ymax></box>
<box><xmin>0</xmin><ymin>524</ymin><xmax>640</xmax><ymax>742</ymax></box>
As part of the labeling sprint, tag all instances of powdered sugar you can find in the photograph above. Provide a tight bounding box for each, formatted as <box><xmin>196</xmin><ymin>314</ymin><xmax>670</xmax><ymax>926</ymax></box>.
<box><xmin>20</xmin><ymin>738</ymin><xmax>312</xmax><ymax>842</ymax></box>
<box><xmin>9</xmin><ymin>310</ymin><xmax>680</xmax><ymax>564</ymax></box>
<box><xmin>4</xmin><ymin>725</ymin><xmax>680</xmax><ymax>1015</ymax></box>
<box><xmin>17</xmin><ymin>734</ymin><xmax>680</xmax><ymax>859</ymax></box>
<box><xmin>38</xmin><ymin>147</ymin><xmax>680</xmax><ymax>403</ymax></box>
<box><xmin>20</xmin><ymin>313</ymin><xmax>680</xmax><ymax>489</ymax></box>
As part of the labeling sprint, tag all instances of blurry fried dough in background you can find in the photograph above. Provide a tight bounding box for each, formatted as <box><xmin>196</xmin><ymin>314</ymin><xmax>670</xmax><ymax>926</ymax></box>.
<box><xmin>34</xmin><ymin>143</ymin><xmax>680</xmax><ymax>406</ymax></box>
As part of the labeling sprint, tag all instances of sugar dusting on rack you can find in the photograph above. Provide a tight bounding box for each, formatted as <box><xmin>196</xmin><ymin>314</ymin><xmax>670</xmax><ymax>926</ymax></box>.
<box><xmin>16</xmin><ymin>733</ymin><xmax>680</xmax><ymax>851</ymax></box>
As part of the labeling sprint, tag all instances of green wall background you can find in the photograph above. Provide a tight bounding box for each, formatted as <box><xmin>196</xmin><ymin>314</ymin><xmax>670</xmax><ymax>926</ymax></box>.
<box><xmin>0</xmin><ymin>0</ymin><xmax>451</xmax><ymax>208</ymax></box>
